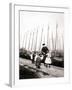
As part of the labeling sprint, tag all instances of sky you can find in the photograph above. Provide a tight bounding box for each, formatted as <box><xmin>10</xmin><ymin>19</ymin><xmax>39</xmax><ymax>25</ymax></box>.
<box><xmin>20</xmin><ymin>11</ymin><xmax>64</xmax><ymax>51</ymax></box>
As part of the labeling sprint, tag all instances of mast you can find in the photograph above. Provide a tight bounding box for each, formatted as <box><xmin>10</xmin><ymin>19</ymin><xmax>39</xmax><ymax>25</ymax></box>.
<box><xmin>43</xmin><ymin>34</ymin><xmax>45</xmax><ymax>45</ymax></box>
<box><xmin>58</xmin><ymin>38</ymin><xmax>62</xmax><ymax>50</ymax></box>
<box><xmin>31</xmin><ymin>31</ymin><xmax>34</xmax><ymax>51</ymax></box>
<box><xmin>51</xmin><ymin>32</ymin><xmax>54</xmax><ymax>50</ymax></box>
<box><xmin>62</xmin><ymin>34</ymin><xmax>64</xmax><ymax>51</ymax></box>
<box><xmin>23</xmin><ymin>32</ymin><xmax>26</xmax><ymax>49</ymax></box>
<box><xmin>22</xmin><ymin>33</ymin><xmax>25</xmax><ymax>48</ymax></box>
<box><xmin>34</xmin><ymin>28</ymin><xmax>38</xmax><ymax>51</ymax></box>
<box><xmin>25</xmin><ymin>32</ymin><xmax>27</xmax><ymax>50</ymax></box>
<box><xmin>28</xmin><ymin>32</ymin><xmax>31</xmax><ymax>50</ymax></box>
<box><xmin>39</xmin><ymin>28</ymin><xmax>43</xmax><ymax>51</ymax></box>
<box><xmin>47</xmin><ymin>25</ymin><xmax>49</xmax><ymax>48</ymax></box>
<box><xmin>55</xmin><ymin>23</ymin><xmax>58</xmax><ymax>51</ymax></box>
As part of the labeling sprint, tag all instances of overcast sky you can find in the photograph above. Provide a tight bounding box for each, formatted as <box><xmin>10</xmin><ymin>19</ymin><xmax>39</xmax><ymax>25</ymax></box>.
<box><xmin>20</xmin><ymin>11</ymin><xmax>64</xmax><ymax>51</ymax></box>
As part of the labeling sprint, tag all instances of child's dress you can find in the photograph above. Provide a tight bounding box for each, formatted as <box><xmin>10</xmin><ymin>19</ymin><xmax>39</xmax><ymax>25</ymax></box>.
<box><xmin>45</xmin><ymin>53</ymin><xmax>52</xmax><ymax>64</ymax></box>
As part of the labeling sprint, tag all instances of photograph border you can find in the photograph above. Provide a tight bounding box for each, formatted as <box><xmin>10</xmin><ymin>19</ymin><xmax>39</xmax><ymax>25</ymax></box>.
<box><xmin>9</xmin><ymin>3</ymin><xmax>70</xmax><ymax>87</ymax></box>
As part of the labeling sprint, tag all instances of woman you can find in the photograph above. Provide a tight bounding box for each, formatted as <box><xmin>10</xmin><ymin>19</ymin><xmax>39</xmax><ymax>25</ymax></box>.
<box><xmin>41</xmin><ymin>43</ymin><xmax>49</xmax><ymax>65</ymax></box>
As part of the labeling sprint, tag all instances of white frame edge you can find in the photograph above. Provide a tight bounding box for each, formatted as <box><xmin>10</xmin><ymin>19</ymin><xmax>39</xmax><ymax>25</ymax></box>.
<box><xmin>9</xmin><ymin>3</ymin><xmax>70</xmax><ymax>87</ymax></box>
<box><xmin>9</xmin><ymin>3</ymin><xmax>15</xmax><ymax>87</ymax></box>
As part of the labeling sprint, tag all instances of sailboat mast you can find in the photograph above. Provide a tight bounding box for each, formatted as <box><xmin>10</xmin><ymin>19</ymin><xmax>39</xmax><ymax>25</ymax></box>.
<box><xmin>39</xmin><ymin>28</ymin><xmax>43</xmax><ymax>51</ymax></box>
<box><xmin>25</xmin><ymin>32</ymin><xmax>27</xmax><ymax>50</ymax></box>
<box><xmin>47</xmin><ymin>25</ymin><xmax>49</xmax><ymax>48</ymax></box>
<box><xmin>62</xmin><ymin>34</ymin><xmax>64</xmax><ymax>51</ymax></box>
<box><xmin>55</xmin><ymin>23</ymin><xmax>58</xmax><ymax>51</ymax></box>
<box><xmin>22</xmin><ymin>33</ymin><xmax>25</xmax><ymax>48</ymax></box>
<box><xmin>34</xmin><ymin>28</ymin><xmax>38</xmax><ymax>51</ymax></box>
<box><xmin>51</xmin><ymin>32</ymin><xmax>54</xmax><ymax>50</ymax></box>
<box><xmin>31</xmin><ymin>31</ymin><xmax>34</xmax><ymax>51</ymax></box>
<box><xmin>28</xmin><ymin>32</ymin><xmax>31</xmax><ymax>50</ymax></box>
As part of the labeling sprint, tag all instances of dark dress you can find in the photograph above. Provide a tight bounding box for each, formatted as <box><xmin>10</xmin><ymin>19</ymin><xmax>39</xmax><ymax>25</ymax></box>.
<box><xmin>36</xmin><ymin>56</ymin><xmax>41</xmax><ymax>68</ymax></box>
<box><xmin>41</xmin><ymin>46</ymin><xmax>49</xmax><ymax>54</ymax></box>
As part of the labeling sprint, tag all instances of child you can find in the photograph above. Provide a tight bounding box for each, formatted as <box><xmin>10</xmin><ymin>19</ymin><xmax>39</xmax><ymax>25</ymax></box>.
<box><xmin>45</xmin><ymin>52</ymin><xmax>52</xmax><ymax>68</ymax></box>
<box><xmin>35</xmin><ymin>54</ymin><xmax>41</xmax><ymax>69</ymax></box>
